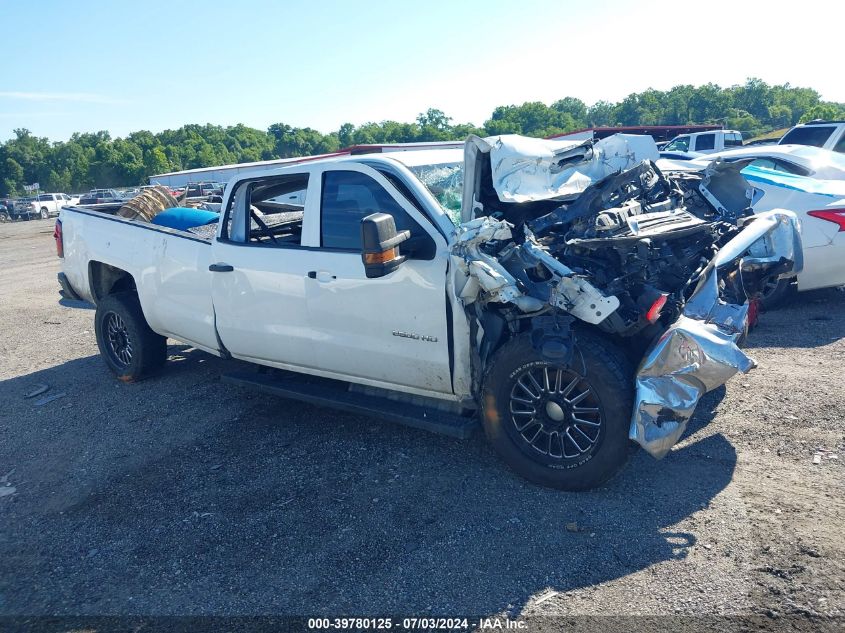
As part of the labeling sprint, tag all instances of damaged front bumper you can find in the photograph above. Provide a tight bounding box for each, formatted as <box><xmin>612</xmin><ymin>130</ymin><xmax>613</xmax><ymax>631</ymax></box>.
<box><xmin>630</xmin><ymin>209</ymin><xmax>803</xmax><ymax>458</ymax></box>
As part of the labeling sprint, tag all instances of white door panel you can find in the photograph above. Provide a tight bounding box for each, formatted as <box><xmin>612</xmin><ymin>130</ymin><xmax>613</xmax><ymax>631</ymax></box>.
<box><xmin>210</xmin><ymin>242</ymin><xmax>317</xmax><ymax>367</ymax></box>
<box><xmin>305</xmin><ymin>252</ymin><xmax>452</xmax><ymax>393</ymax></box>
<box><xmin>304</xmin><ymin>163</ymin><xmax>454</xmax><ymax>395</ymax></box>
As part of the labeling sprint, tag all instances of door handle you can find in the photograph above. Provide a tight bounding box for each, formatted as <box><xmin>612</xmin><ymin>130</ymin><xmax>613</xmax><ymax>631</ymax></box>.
<box><xmin>209</xmin><ymin>263</ymin><xmax>234</xmax><ymax>272</ymax></box>
<box><xmin>307</xmin><ymin>270</ymin><xmax>336</xmax><ymax>282</ymax></box>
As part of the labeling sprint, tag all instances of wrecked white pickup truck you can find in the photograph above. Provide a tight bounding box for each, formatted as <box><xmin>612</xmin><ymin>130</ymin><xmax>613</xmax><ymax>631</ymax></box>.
<box><xmin>56</xmin><ymin>134</ymin><xmax>802</xmax><ymax>490</ymax></box>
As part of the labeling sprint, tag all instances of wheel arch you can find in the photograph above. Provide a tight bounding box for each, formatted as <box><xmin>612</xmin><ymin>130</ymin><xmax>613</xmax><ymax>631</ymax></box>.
<box><xmin>88</xmin><ymin>261</ymin><xmax>137</xmax><ymax>303</ymax></box>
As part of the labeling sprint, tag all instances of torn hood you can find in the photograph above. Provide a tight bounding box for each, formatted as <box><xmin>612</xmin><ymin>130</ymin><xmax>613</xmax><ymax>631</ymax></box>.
<box><xmin>461</xmin><ymin>133</ymin><xmax>660</xmax><ymax>223</ymax></box>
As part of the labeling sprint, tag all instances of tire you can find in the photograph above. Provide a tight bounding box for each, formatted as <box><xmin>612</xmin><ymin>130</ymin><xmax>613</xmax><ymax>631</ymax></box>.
<box><xmin>40</xmin><ymin>207</ymin><xmax>49</xmax><ymax>219</ymax></box>
<box><xmin>0</xmin><ymin>212</ymin><xmax>8</xmax><ymax>223</ymax></box>
<box><xmin>94</xmin><ymin>293</ymin><xmax>167</xmax><ymax>382</ymax></box>
<box><xmin>482</xmin><ymin>329</ymin><xmax>634</xmax><ymax>491</ymax></box>
<box><xmin>758</xmin><ymin>274</ymin><xmax>794</xmax><ymax>310</ymax></box>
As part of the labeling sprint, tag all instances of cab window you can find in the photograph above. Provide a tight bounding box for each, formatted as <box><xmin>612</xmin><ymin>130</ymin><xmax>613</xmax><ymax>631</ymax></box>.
<box><xmin>695</xmin><ymin>133</ymin><xmax>715</xmax><ymax>151</ymax></box>
<box><xmin>320</xmin><ymin>170</ymin><xmax>426</xmax><ymax>252</ymax></box>
<box><xmin>223</xmin><ymin>173</ymin><xmax>309</xmax><ymax>246</ymax></box>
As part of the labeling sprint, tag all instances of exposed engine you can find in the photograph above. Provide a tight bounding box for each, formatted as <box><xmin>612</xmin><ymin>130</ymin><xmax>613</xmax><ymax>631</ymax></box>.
<box><xmin>457</xmin><ymin>158</ymin><xmax>751</xmax><ymax>342</ymax></box>
<box><xmin>525</xmin><ymin>160</ymin><xmax>749</xmax><ymax>336</ymax></box>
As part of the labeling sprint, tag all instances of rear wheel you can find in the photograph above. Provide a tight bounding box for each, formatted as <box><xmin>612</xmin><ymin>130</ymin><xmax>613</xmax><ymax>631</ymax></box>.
<box><xmin>94</xmin><ymin>293</ymin><xmax>167</xmax><ymax>382</ymax></box>
<box><xmin>482</xmin><ymin>330</ymin><xmax>634</xmax><ymax>490</ymax></box>
<box><xmin>0</xmin><ymin>212</ymin><xmax>8</xmax><ymax>223</ymax></box>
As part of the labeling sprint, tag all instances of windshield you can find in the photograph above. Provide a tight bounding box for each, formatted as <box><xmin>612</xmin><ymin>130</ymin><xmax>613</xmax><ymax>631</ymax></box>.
<box><xmin>408</xmin><ymin>161</ymin><xmax>463</xmax><ymax>225</ymax></box>
<box><xmin>665</xmin><ymin>136</ymin><xmax>690</xmax><ymax>152</ymax></box>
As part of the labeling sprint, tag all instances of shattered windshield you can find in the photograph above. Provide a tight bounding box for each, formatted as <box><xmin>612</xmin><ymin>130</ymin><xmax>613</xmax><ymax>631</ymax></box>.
<box><xmin>409</xmin><ymin>162</ymin><xmax>463</xmax><ymax>225</ymax></box>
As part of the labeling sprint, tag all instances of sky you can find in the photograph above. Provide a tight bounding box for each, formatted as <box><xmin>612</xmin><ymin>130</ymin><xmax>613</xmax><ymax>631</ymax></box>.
<box><xmin>0</xmin><ymin>0</ymin><xmax>842</xmax><ymax>142</ymax></box>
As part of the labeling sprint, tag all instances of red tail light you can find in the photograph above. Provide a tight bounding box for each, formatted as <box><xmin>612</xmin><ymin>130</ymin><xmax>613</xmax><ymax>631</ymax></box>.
<box><xmin>807</xmin><ymin>209</ymin><xmax>845</xmax><ymax>231</ymax></box>
<box><xmin>54</xmin><ymin>219</ymin><xmax>64</xmax><ymax>258</ymax></box>
<box><xmin>646</xmin><ymin>294</ymin><xmax>668</xmax><ymax>323</ymax></box>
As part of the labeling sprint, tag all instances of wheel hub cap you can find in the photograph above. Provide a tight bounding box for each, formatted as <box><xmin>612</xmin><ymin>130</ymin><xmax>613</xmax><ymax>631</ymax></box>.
<box><xmin>508</xmin><ymin>366</ymin><xmax>603</xmax><ymax>460</ymax></box>
<box><xmin>105</xmin><ymin>312</ymin><xmax>133</xmax><ymax>367</ymax></box>
<box><xmin>545</xmin><ymin>400</ymin><xmax>566</xmax><ymax>422</ymax></box>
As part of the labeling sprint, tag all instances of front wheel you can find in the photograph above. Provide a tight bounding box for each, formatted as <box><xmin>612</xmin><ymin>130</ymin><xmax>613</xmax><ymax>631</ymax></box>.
<box><xmin>758</xmin><ymin>275</ymin><xmax>794</xmax><ymax>310</ymax></box>
<box><xmin>94</xmin><ymin>293</ymin><xmax>167</xmax><ymax>382</ymax></box>
<box><xmin>40</xmin><ymin>207</ymin><xmax>49</xmax><ymax>219</ymax></box>
<box><xmin>0</xmin><ymin>212</ymin><xmax>8</xmax><ymax>223</ymax></box>
<box><xmin>482</xmin><ymin>330</ymin><xmax>634</xmax><ymax>490</ymax></box>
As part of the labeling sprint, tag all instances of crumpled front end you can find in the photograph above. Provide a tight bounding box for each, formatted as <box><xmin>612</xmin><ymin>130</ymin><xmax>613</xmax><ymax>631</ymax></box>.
<box><xmin>630</xmin><ymin>209</ymin><xmax>803</xmax><ymax>458</ymax></box>
<box><xmin>452</xmin><ymin>132</ymin><xmax>804</xmax><ymax>461</ymax></box>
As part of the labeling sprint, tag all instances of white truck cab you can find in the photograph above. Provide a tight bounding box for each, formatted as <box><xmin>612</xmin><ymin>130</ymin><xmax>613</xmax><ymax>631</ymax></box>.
<box><xmin>664</xmin><ymin>130</ymin><xmax>743</xmax><ymax>154</ymax></box>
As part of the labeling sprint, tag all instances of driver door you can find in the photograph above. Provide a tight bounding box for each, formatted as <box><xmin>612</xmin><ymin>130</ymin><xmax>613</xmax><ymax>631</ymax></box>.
<box><xmin>303</xmin><ymin>164</ymin><xmax>454</xmax><ymax>396</ymax></box>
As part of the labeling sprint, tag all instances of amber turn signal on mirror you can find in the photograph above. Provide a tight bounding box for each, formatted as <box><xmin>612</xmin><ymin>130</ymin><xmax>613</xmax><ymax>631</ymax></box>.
<box><xmin>363</xmin><ymin>247</ymin><xmax>399</xmax><ymax>265</ymax></box>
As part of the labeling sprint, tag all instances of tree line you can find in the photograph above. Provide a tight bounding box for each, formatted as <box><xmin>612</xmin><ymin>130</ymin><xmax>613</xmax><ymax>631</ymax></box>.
<box><xmin>2</xmin><ymin>78</ymin><xmax>843</xmax><ymax>196</ymax></box>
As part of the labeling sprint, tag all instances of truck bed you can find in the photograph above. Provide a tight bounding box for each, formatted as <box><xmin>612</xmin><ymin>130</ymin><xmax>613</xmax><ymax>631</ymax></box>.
<box><xmin>59</xmin><ymin>204</ymin><xmax>220</xmax><ymax>354</ymax></box>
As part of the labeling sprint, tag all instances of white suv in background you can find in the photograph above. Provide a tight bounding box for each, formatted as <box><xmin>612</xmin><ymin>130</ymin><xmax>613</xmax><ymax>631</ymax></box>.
<box><xmin>778</xmin><ymin>120</ymin><xmax>845</xmax><ymax>153</ymax></box>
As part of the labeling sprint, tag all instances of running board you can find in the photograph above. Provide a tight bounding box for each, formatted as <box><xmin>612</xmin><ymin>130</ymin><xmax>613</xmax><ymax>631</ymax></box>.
<box><xmin>222</xmin><ymin>370</ymin><xmax>478</xmax><ymax>439</ymax></box>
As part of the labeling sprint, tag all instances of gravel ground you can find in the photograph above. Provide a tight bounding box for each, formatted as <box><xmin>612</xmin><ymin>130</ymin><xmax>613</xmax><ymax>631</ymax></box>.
<box><xmin>0</xmin><ymin>219</ymin><xmax>843</xmax><ymax>628</ymax></box>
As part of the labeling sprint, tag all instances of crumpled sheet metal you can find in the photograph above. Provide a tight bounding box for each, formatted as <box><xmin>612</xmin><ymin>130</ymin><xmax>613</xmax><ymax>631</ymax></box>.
<box><xmin>630</xmin><ymin>209</ymin><xmax>801</xmax><ymax>459</ymax></box>
<box><xmin>453</xmin><ymin>217</ymin><xmax>545</xmax><ymax>312</ymax></box>
<box><xmin>452</xmin><ymin>217</ymin><xmax>620</xmax><ymax>320</ymax></box>
<box><xmin>685</xmin><ymin>210</ymin><xmax>803</xmax><ymax>326</ymax></box>
<box><xmin>630</xmin><ymin>315</ymin><xmax>756</xmax><ymax>459</ymax></box>
<box><xmin>486</xmin><ymin>133</ymin><xmax>659</xmax><ymax>203</ymax></box>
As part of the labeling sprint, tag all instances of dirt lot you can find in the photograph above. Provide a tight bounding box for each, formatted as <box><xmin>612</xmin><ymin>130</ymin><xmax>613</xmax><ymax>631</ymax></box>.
<box><xmin>0</xmin><ymin>219</ymin><xmax>843</xmax><ymax>628</ymax></box>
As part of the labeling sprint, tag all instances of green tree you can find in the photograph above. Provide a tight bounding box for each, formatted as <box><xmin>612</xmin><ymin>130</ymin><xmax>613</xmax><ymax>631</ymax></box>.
<box><xmin>552</xmin><ymin>97</ymin><xmax>587</xmax><ymax>127</ymax></box>
<box><xmin>0</xmin><ymin>77</ymin><xmax>836</xmax><ymax>193</ymax></box>
<box><xmin>586</xmin><ymin>101</ymin><xmax>616</xmax><ymax>127</ymax></box>
<box><xmin>767</xmin><ymin>104</ymin><xmax>792</xmax><ymax>129</ymax></box>
<box><xmin>800</xmin><ymin>103</ymin><xmax>845</xmax><ymax>123</ymax></box>
<box><xmin>338</xmin><ymin>123</ymin><xmax>355</xmax><ymax>148</ymax></box>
